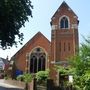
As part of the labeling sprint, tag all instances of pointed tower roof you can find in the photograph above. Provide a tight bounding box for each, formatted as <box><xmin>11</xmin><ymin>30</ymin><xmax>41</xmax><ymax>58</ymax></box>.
<box><xmin>51</xmin><ymin>1</ymin><xmax>78</xmax><ymax>20</ymax></box>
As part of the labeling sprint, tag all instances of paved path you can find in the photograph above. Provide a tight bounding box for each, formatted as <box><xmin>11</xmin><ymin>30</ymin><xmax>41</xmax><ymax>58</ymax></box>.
<box><xmin>0</xmin><ymin>79</ymin><xmax>24</xmax><ymax>90</ymax></box>
<box><xmin>0</xmin><ymin>86</ymin><xmax>23</xmax><ymax>90</ymax></box>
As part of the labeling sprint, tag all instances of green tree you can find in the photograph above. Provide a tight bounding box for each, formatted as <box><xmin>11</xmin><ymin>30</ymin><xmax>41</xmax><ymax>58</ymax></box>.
<box><xmin>17</xmin><ymin>73</ymin><xmax>33</xmax><ymax>90</ymax></box>
<box><xmin>69</xmin><ymin>36</ymin><xmax>90</xmax><ymax>89</ymax></box>
<box><xmin>36</xmin><ymin>70</ymin><xmax>49</xmax><ymax>85</ymax></box>
<box><xmin>55</xmin><ymin>65</ymin><xmax>75</xmax><ymax>89</ymax></box>
<box><xmin>55</xmin><ymin>36</ymin><xmax>90</xmax><ymax>89</ymax></box>
<box><xmin>0</xmin><ymin>0</ymin><xmax>33</xmax><ymax>49</ymax></box>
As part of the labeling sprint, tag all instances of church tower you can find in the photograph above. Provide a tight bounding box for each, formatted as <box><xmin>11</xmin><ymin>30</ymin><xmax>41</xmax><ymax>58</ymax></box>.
<box><xmin>50</xmin><ymin>1</ymin><xmax>79</xmax><ymax>80</ymax></box>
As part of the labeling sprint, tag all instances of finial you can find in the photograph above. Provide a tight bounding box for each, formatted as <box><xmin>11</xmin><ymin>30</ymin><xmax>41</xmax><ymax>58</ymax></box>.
<box><xmin>63</xmin><ymin>0</ymin><xmax>66</xmax><ymax>3</ymax></box>
<box><xmin>6</xmin><ymin>56</ymin><xmax>9</xmax><ymax>60</ymax></box>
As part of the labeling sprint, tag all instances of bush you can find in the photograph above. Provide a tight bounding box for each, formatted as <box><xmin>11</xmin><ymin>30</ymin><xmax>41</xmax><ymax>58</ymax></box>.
<box><xmin>17</xmin><ymin>73</ymin><xmax>32</xmax><ymax>82</ymax></box>
<box><xmin>36</xmin><ymin>70</ymin><xmax>49</xmax><ymax>84</ymax></box>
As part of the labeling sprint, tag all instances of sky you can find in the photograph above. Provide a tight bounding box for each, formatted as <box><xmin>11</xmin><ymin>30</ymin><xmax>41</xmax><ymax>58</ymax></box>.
<box><xmin>0</xmin><ymin>0</ymin><xmax>90</xmax><ymax>59</ymax></box>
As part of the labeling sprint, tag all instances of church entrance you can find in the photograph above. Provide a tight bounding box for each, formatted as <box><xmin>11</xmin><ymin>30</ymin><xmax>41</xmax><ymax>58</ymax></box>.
<box><xmin>30</xmin><ymin>47</ymin><xmax>46</xmax><ymax>73</ymax></box>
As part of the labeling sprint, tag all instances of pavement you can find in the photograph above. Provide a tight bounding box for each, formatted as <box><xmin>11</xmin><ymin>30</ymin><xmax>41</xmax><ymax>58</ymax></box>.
<box><xmin>0</xmin><ymin>86</ymin><xmax>24</xmax><ymax>90</ymax></box>
<box><xmin>0</xmin><ymin>79</ymin><xmax>24</xmax><ymax>90</ymax></box>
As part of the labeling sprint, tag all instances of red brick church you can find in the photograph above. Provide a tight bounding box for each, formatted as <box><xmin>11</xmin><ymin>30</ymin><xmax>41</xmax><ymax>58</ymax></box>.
<box><xmin>11</xmin><ymin>1</ymin><xmax>79</xmax><ymax>80</ymax></box>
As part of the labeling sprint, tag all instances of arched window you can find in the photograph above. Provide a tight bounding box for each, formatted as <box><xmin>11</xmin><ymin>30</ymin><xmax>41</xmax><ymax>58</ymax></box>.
<box><xmin>30</xmin><ymin>55</ymin><xmax>37</xmax><ymax>73</ymax></box>
<box><xmin>60</xmin><ymin>17</ymin><xmax>69</xmax><ymax>29</ymax></box>
<box><xmin>30</xmin><ymin>47</ymin><xmax>46</xmax><ymax>73</ymax></box>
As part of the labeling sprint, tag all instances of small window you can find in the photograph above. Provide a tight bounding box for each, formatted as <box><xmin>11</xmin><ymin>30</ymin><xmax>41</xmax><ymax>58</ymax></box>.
<box><xmin>68</xmin><ymin>43</ymin><xmax>70</xmax><ymax>51</ymax></box>
<box><xmin>60</xmin><ymin>17</ymin><xmax>69</xmax><ymax>29</ymax></box>
<box><xmin>36</xmin><ymin>48</ymin><xmax>41</xmax><ymax>52</ymax></box>
<box><xmin>59</xmin><ymin>42</ymin><xmax>61</xmax><ymax>51</ymax></box>
<box><xmin>64</xmin><ymin>42</ymin><xmax>66</xmax><ymax>51</ymax></box>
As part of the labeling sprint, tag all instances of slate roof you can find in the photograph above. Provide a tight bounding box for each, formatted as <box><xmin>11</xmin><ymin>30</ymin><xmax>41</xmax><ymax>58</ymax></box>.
<box><xmin>0</xmin><ymin>57</ymin><xmax>9</xmax><ymax>65</ymax></box>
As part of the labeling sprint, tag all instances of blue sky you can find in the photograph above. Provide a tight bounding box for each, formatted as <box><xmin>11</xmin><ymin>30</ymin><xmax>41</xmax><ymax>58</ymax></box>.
<box><xmin>0</xmin><ymin>0</ymin><xmax>90</xmax><ymax>59</ymax></box>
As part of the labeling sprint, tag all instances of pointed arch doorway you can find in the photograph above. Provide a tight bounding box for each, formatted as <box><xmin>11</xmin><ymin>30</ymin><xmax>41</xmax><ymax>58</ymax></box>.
<box><xmin>29</xmin><ymin>47</ymin><xmax>46</xmax><ymax>73</ymax></box>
